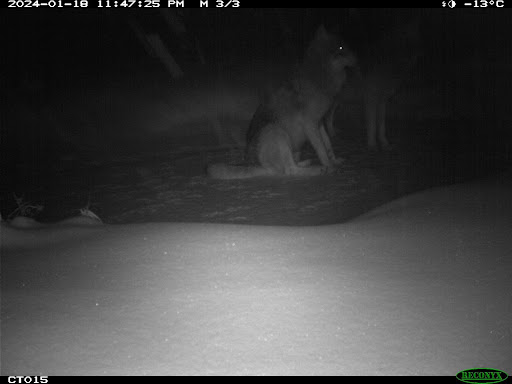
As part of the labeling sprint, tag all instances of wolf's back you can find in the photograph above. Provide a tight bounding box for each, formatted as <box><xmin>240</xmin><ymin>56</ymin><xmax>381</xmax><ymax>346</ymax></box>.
<box><xmin>206</xmin><ymin>163</ymin><xmax>272</xmax><ymax>179</ymax></box>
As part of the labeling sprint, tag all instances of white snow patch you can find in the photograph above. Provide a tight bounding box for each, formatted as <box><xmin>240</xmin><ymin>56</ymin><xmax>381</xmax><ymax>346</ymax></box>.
<box><xmin>2</xmin><ymin>170</ymin><xmax>511</xmax><ymax>375</ymax></box>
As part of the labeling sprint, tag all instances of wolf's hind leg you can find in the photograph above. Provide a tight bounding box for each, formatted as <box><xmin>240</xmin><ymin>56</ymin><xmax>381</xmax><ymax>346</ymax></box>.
<box><xmin>294</xmin><ymin>154</ymin><xmax>316</xmax><ymax>168</ymax></box>
<box><xmin>297</xmin><ymin>159</ymin><xmax>313</xmax><ymax>167</ymax></box>
<box><xmin>290</xmin><ymin>164</ymin><xmax>330</xmax><ymax>176</ymax></box>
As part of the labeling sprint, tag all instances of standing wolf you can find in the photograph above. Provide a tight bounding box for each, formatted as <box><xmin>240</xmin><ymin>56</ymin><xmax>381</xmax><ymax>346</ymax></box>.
<box><xmin>207</xmin><ymin>25</ymin><xmax>357</xmax><ymax>179</ymax></box>
<box><xmin>326</xmin><ymin>17</ymin><xmax>423</xmax><ymax>150</ymax></box>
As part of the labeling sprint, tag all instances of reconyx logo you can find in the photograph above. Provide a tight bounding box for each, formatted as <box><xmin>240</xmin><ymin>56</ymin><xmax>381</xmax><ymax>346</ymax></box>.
<box><xmin>456</xmin><ymin>368</ymin><xmax>509</xmax><ymax>384</ymax></box>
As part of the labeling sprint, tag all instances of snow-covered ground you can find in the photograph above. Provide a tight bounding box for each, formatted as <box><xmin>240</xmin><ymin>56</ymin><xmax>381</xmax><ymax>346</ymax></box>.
<box><xmin>2</xmin><ymin>169</ymin><xmax>511</xmax><ymax>375</ymax></box>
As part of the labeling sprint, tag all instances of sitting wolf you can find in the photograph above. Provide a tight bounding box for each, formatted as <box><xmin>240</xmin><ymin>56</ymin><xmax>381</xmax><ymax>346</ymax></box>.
<box><xmin>207</xmin><ymin>25</ymin><xmax>357</xmax><ymax>179</ymax></box>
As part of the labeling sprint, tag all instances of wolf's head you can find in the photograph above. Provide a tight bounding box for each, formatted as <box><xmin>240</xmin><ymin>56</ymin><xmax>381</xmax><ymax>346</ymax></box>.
<box><xmin>302</xmin><ymin>25</ymin><xmax>358</xmax><ymax>95</ymax></box>
<box><xmin>306</xmin><ymin>25</ymin><xmax>357</xmax><ymax>69</ymax></box>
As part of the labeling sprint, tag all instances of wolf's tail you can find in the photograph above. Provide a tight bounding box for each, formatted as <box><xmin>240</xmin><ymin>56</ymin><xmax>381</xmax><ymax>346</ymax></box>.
<box><xmin>207</xmin><ymin>163</ymin><xmax>273</xmax><ymax>179</ymax></box>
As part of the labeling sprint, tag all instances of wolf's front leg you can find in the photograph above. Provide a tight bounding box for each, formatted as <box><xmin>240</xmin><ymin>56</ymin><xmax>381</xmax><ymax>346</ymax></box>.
<box><xmin>324</xmin><ymin>100</ymin><xmax>339</xmax><ymax>138</ymax></box>
<box><xmin>319</xmin><ymin>122</ymin><xmax>343</xmax><ymax>165</ymax></box>
<box><xmin>364</xmin><ymin>91</ymin><xmax>379</xmax><ymax>150</ymax></box>
<box><xmin>376</xmin><ymin>100</ymin><xmax>391</xmax><ymax>150</ymax></box>
<box><xmin>304</xmin><ymin>121</ymin><xmax>335</xmax><ymax>167</ymax></box>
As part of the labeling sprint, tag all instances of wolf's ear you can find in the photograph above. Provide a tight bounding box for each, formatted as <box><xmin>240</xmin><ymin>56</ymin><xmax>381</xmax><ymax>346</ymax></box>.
<box><xmin>314</xmin><ymin>24</ymin><xmax>329</xmax><ymax>41</ymax></box>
